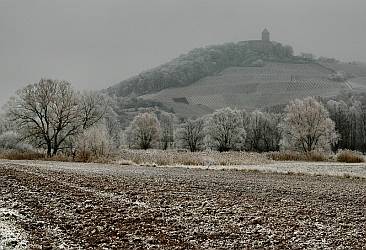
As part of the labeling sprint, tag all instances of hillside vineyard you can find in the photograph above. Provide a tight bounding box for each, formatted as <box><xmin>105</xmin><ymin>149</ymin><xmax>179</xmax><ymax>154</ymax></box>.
<box><xmin>108</xmin><ymin>29</ymin><xmax>366</xmax><ymax>118</ymax></box>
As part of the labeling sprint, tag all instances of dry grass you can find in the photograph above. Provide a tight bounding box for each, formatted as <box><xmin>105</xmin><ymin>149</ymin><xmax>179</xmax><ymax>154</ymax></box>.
<box><xmin>73</xmin><ymin>148</ymin><xmax>117</xmax><ymax>163</ymax></box>
<box><xmin>3</xmin><ymin>147</ymin><xmax>365</xmax><ymax>166</ymax></box>
<box><xmin>336</xmin><ymin>150</ymin><xmax>365</xmax><ymax>163</ymax></box>
<box><xmin>0</xmin><ymin>148</ymin><xmax>116</xmax><ymax>164</ymax></box>
<box><xmin>118</xmin><ymin>149</ymin><xmax>269</xmax><ymax>166</ymax></box>
<box><xmin>0</xmin><ymin>149</ymin><xmax>44</xmax><ymax>161</ymax></box>
<box><xmin>267</xmin><ymin>151</ymin><xmax>328</xmax><ymax>162</ymax></box>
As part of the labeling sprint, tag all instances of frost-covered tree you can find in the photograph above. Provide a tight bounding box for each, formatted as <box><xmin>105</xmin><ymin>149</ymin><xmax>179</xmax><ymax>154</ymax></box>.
<box><xmin>177</xmin><ymin>118</ymin><xmax>205</xmax><ymax>152</ymax></box>
<box><xmin>355</xmin><ymin>103</ymin><xmax>366</xmax><ymax>152</ymax></box>
<box><xmin>6</xmin><ymin>79</ymin><xmax>106</xmax><ymax>156</ymax></box>
<box><xmin>103</xmin><ymin>103</ymin><xmax>124</xmax><ymax>148</ymax></box>
<box><xmin>246</xmin><ymin>111</ymin><xmax>265</xmax><ymax>151</ymax></box>
<box><xmin>125</xmin><ymin>112</ymin><xmax>160</xmax><ymax>150</ymax></box>
<box><xmin>246</xmin><ymin>111</ymin><xmax>281</xmax><ymax>152</ymax></box>
<box><xmin>326</xmin><ymin>100</ymin><xmax>349</xmax><ymax>150</ymax></box>
<box><xmin>158</xmin><ymin>112</ymin><xmax>176</xmax><ymax>150</ymax></box>
<box><xmin>262</xmin><ymin>113</ymin><xmax>282</xmax><ymax>151</ymax></box>
<box><xmin>206</xmin><ymin>108</ymin><xmax>246</xmax><ymax>152</ymax></box>
<box><xmin>326</xmin><ymin>99</ymin><xmax>366</xmax><ymax>151</ymax></box>
<box><xmin>280</xmin><ymin>97</ymin><xmax>338</xmax><ymax>152</ymax></box>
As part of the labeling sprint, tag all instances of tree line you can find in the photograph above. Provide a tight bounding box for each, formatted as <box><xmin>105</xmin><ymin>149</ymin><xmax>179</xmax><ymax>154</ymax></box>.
<box><xmin>124</xmin><ymin>97</ymin><xmax>337</xmax><ymax>153</ymax></box>
<box><xmin>2</xmin><ymin>79</ymin><xmax>366</xmax><ymax>159</ymax></box>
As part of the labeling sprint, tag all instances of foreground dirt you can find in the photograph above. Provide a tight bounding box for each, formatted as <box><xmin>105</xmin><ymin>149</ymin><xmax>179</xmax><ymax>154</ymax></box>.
<box><xmin>0</xmin><ymin>162</ymin><xmax>365</xmax><ymax>249</ymax></box>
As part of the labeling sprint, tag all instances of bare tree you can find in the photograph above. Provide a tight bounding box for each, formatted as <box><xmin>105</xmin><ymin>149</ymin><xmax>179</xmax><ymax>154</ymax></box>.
<box><xmin>246</xmin><ymin>110</ymin><xmax>264</xmax><ymax>151</ymax></box>
<box><xmin>158</xmin><ymin>112</ymin><xmax>176</xmax><ymax>150</ymax></box>
<box><xmin>177</xmin><ymin>118</ymin><xmax>205</xmax><ymax>152</ymax></box>
<box><xmin>125</xmin><ymin>112</ymin><xmax>160</xmax><ymax>150</ymax></box>
<box><xmin>326</xmin><ymin>98</ymin><xmax>366</xmax><ymax>152</ymax></box>
<box><xmin>6</xmin><ymin>79</ymin><xmax>105</xmax><ymax>157</ymax></box>
<box><xmin>326</xmin><ymin>100</ymin><xmax>350</xmax><ymax>150</ymax></box>
<box><xmin>261</xmin><ymin>113</ymin><xmax>282</xmax><ymax>151</ymax></box>
<box><xmin>103</xmin><ymin>98</ymin><xmax>124</xmax><ymax>148</ymax></box>
<box><xmin>246</xmin><ymin>111</ymin><xmax>281</xmax><ymax>152</ymax></box>
<box><xmin>206</xmin><ymin>108</ymin><xmax>246</xmax><ymax>152</ymax></box>
<box><xmin>280</xmin><ymin>97</ymin><xmax>338</xmax><ymax>152</ymax></box>
<box><xmin>356</xmin><ymin>103</ymin><xmax>366</xmax><ymax>152</ymax></box>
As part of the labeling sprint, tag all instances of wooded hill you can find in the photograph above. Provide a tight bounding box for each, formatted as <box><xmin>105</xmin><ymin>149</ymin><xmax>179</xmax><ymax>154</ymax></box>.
<box><xmin>106</xmin><ymin>39</ymin><xmax>366</xmax><ymax>118</ymax></box>
<box><xmin>107</xmin><ymin>40</ymin><xmax>302</xmax><ymax>97</ymax></box>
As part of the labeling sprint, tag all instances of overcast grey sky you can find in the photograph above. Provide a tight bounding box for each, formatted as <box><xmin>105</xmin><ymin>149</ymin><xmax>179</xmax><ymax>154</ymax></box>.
<box><xmin>0</xmin><ymin>0</ymin><xmax>365</xmax><ymax>106</ymax></box>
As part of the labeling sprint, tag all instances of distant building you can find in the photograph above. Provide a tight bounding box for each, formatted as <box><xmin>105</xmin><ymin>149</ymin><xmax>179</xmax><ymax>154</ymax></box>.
<box><xmin>244</xmin><ymin>28</ymin><xmax>276</xmax><ymax>55</ymax></box>
<box><xmin>262</xmin><ymin>28</ymin><xmax>270</xmax><ymax>42</ymax></box>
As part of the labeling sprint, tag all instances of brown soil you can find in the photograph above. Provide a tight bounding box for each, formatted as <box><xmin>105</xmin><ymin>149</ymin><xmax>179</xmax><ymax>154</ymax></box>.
<box><xmin>0</xmin><ymin>162</ymin><xmax>365</xmax><ymax>249</ymax></box>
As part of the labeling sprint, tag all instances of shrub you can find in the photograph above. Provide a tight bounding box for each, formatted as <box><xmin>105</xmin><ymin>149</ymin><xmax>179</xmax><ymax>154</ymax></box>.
<box><xmin>306</xmin><ymin>151</ymin><xmax>328</xmax><ymax>162</ymax></box>
<box><xmin>0</xmin><ymin>131</ymin><xmax>33</xmax><ymax>151</ymax></box>
<box><xmin>75</xmin><ymin>124</ymin><xmax>113</xmax><ymax>162</ymax></box>
<box><xmin>336</xmin><ymin>150</ymin><xmax>365</xmax><ymax>163</ymax></box>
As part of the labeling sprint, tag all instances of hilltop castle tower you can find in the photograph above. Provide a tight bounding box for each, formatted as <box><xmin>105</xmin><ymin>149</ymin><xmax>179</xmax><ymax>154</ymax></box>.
<box><xmin>262</xmin><ymin>28</ymin><xmax>270</xmax><ymax>42</ymax></box>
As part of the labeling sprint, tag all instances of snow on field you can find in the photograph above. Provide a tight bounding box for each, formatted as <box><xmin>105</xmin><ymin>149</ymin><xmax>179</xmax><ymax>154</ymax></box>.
<box><xmin>0</xmin><ymin>205</ymin><xmax>28</xmax><ymax>250</ymax></box>
<box><xmin>173</xmin><ymin>162</ymin><xmax>366</xmax><ymax>179</ymax></box>
<box><xmin>0</xmin><ymin>159</ymin><xmax>365</xmax><ymax>248</ymax></box>
<box><xmin>2</xmin><ymin>159</ymin><xmax>366</xmax><ymax>179</ymax></box>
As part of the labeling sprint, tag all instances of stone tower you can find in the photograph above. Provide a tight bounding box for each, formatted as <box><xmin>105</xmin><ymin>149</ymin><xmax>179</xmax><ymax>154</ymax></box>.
<box><xmin>262</xmin><ymin>28</ymin><xmax>270</xmax><ymax>42</ymax></box>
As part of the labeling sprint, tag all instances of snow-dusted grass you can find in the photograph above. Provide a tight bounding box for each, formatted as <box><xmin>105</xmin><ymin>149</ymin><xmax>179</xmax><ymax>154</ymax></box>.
<box><xmin>267</xmin><ymin>151</ymin><xmax>329</xmax><ymax>162</ymax></box>
<box><xmin>203</xmin><ymin>162</ymin><xmax>366</xmax><ymax>179</ymax></box>
<box><xmin>119</xmin><ymin>149</ymin><xmax>270</xmax><ymax>166</ymax></box>
<box><xmin>0</xmin><ymin>207</ymin><xmax>28</xmax><ymax>250</ymax></box>
<box><xmin>2</xmin><ymin>157</ymin><xmax>366</xmax><ymax>180</ymax></box>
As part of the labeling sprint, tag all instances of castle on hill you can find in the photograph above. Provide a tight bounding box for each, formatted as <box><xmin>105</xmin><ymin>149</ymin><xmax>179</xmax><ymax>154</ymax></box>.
<box><xmin>239</xmin><ymin>28</ymin><xmax>293</xmax><ymax>60</ymax></box>
<box><xmin>244</xmin><ymin>28</ymin><xmax>274</xmax><ymax>52</ymax></box>
<box><xmin>262</xmin><ymin>28</ymin><xmax>270</xmax><ymax>42</ymax></box>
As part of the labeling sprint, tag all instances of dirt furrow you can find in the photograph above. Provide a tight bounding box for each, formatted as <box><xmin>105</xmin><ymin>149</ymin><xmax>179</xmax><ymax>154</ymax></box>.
<box><xmin>0</xmin><ymin>162</ymin><xmax>365</xmax><ymax>249</ymax></box>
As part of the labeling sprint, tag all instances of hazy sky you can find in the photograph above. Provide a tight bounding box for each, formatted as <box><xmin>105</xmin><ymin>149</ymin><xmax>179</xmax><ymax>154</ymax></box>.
<box><xmin>1</xmin><ymin>0</ymin><xmax>365</xmax><ymax>106</ymax></box>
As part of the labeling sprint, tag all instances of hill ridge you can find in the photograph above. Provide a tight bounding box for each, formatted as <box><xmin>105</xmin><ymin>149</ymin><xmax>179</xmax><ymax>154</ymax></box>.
<box><xmin>106</xmin><ymin>37</ymin><xmax>366</xmax><ymax>118</ymax></box>
<box><xmin>107</xmin><ymin>40</ymin><xmax>305</xmax><ymax>97</ymax></box>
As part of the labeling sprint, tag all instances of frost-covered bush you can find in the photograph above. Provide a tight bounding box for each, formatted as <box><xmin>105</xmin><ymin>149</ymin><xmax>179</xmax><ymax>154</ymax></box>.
<box><xmin>0</xmin><ymin>131</ymin><xmax>33</xmax><ymax>151</ymax></box>
<box><xmin>0</xmin><ymin>131</ymin><xmax>40</xmax><ymax>160</ymax></box>
<box><xmin>75</xmin><ymin>124</ymin><xmax>113</xmax><ymax>161</ymax></box>
<box><xmin>206</xmin><ymin>108</ymin><xmax>246</xmax><ymax>152</ymax></box>
<box><xmin>0</xmin><ymin>131</ymin><xmax>19</xmax><ymax>149</ymax></box>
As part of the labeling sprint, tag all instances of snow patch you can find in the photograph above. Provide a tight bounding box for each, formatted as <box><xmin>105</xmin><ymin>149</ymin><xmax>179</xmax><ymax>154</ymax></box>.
<box><xmin>0</xmin><ymin>208</ymin><xmax>28</xmax><ymax>250</ymax></box>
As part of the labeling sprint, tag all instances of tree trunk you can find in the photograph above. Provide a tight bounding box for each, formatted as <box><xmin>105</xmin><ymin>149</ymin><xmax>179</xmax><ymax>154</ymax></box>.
<box><xmin>47</xmin><ymin>144</ymin><xmax>52</xmax><ymax>157</ymax></box>
<box><xmin>52</xmin><ymin>146</ymin><xmax>59</xmax><ymax>156</ymax></box>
